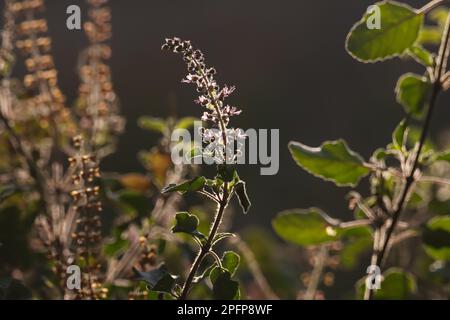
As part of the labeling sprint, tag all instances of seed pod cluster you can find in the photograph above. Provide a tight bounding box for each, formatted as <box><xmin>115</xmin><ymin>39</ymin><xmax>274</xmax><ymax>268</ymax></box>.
<box><xmin>128</xmin><ymin>236</ymin><xmax>159</xmax><ymax>300</ymax></box>
<box><xmin>69</xmin><ymin>136</ymin><xmax>106</xmax><ymax>299</ymax></box>
<box><xmin>35</xmin><ymin>215</ymin><xmax>69</xmax><ymax>292</ymax></box>
<box><xmin>137</xmin><ymin>236</ymin><xmax>158</xmax><ymax>271</ymax></box>
<box><xmin>77</xmin><ymin>0</ymin><xmax>123</xmax><ymax>152</ymax></box>
<box><xmin>0</xmin><ymin>0</ymin><xmax>16</xmax><ymax>78</ymax></box>
<box><xmin>13</xmin><ymin>0</ymin><xmax>67</xmax><ymax>117</ymax></box>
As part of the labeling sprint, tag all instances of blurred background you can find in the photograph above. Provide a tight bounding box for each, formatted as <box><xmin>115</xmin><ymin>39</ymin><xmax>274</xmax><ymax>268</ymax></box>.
<box><xmin>27</xmin><ymin>0</ymin><xmax>448</xmax><ymax>228</ymax></box>
<box><xmin>2</xmin><ymin>0</ymin><xmax>450</xmax><ymax>299</ymax></box>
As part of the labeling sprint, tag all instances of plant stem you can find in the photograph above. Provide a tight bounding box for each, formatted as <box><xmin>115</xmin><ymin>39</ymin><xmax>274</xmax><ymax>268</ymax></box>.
<box><xmin>364</xmin><ymin>226</ymin><xmax>382</xmax><ymax>300</ymax></box>
<box><xmin>177</xmin><ymin>49</ymin><xmax>234</xmax><ymax>300</ymax></box>
<box><xmin>419</xmin><ymin>176</ymin><xmax>450</xmax><ymax>185</ymax></box>
<box><xmin>24</xmin><ymin>9</ymin><xmax>63</xmax><ymax>152</ymax></box>
<box><xmin>304</xmin><ymin>245</ymin><xmax>328</xmax><ymax>300</ymax></box>
<box><xmin>179</xmin><ymin>187</ymin><xmax>229</xmax><ymax>300</ymax></box>
<box><xmin>365</xmin><ymin>11</ymin><xmax>450</xmax><ymax>300</ymax></box>
<box><xmin>418</xmin><ymin>0</ymin><xmax>447</xmax><ymax>14</ymax></box>
<box><xmin>339</xmin><ymin>219</ymin><xmax>372</xmax><ymax>229</ymax></box>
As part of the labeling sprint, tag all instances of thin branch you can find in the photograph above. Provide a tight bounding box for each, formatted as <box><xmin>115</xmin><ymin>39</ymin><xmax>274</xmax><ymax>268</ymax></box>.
<box><xmin>198</xmin><ymin>190</ymin><xmax>220</xmax><ymax>203</ymax></box>
<box><xmin>418</xmin><ymin>0</ymin><xmax>447</xmax><ymax>14</ymax></box>
<box><xmin>349</xmin><ymin>191</ymin><xmax>377</xmax><ymax>220</ymax></box>
<box><xmin>441</xmin><ymin>71</ymin><xmax>450</xmax><ymax>83</ymax></box>
<box><xmin>419</xmin><ymin>175</ymin><xmax>450</xmax><ymax>185</ymax></box>
<box><xmin>339</xmin><ymin>219</ymin><xmax>372</xmax><ymax>229</ymax></box>
<box><xmin>304</xmin><ymin>245</ymin><xmax>328</xmax><ymax>300</ymax></box>
<box><xmin>364</xmin><ymin>226</ymin><xmax>382</xmax><ymax>300</ymax></box>
<box><xmin>179</xmin><ymin>188</ymin><xmax>229</xmax><ymax>300</ymax></box>
<box><xmin>390</xmin><ymin>230</ymin><xmax>419</xmax><ymax>247</ymax></box>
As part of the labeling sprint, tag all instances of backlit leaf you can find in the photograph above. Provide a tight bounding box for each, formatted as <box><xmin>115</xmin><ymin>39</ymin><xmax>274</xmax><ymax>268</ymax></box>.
<box><xmin>346</xmin><ymin>1</ymin><xmax>423</xmax><ymax>62</ymax></box>
<box><xmin>210</xmin><ymin>269</ymin><xmax>239</xmax><ymax>300</ymax></box>
<box><xmin>172</xmin><ymin>212</ymin><xmax>206</xmax><ymax>240</ymax></box>
<box><xmin>272</xmin><ymin>208</ymin><xmax>340</xmax><ymax>246</ymax></box>
<box><xmin>423</xmin><ymin>216</ymin><xmax>450</xmax><ymax>261</ymax></box>
<box><xmin>395</xmin><ymin>73</ymin><xmax>432</xmax><ymax>119</ymax></box>
<box><xmin>234</xmin><ymin>181</ymin><xmax>251</xmax><ymax>214</ymax></box>
<box><xmin>162</xmin><ymin>176</ymin><xmax>206</xmax><ymax>194</ymax></box>
<box><xmin>289</xmin><ymin>140</ymin><xmax>370</xmax><ymax>187</ymax></box>
<box><xmin>133</xmin><ymin>264</ymin><xmax>178</xmax><ymax>295</ymax></box>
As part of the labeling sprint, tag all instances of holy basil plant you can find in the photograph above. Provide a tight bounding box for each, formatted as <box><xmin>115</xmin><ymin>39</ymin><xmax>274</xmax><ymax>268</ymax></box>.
<box><xmin>274</xmin><ymin>0</ymin><xmax>450</xmax><ymax>300</ymax></box>
<box><xmin>135</xmin><ymin>38</ymin><xmax>250</xmax><ymax>300</ymax></box>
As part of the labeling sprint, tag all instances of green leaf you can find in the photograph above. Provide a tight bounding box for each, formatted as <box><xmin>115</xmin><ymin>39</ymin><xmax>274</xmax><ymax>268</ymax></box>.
<box><xmin>138</xmin><ymin>117</ymin><xmax>168</xmax><ymax>134</ymax></box>
<box><xmin>395</xmin><ymin>73</ymin><xmax>432</xmax><ymax>119</ymax></box>
<box><xmin>210</xmin><ymin>252</ymin><xmax>240</xmax><ymax>281</ymax></box>
<box><xmin>429</xmin><ymin>7</ymin><xmax>449</xmax><ymax>26</ymax></box>
<box><xmin>418</xmin><ymin>8</ymin><xmax>449</xmax><ymax>45</ymax></box>
<box><xmin>406</xmin><ymin>126</ymin><xmax>435</xmax><ymax>153</ymax></box>
<box><xmin>418</xmin><ymin>27</ymin><xmax>442</xmax><ymax>45</ymax></box>
<box><xmin>133</xmin><ymin>264</ymin><xmax>178</xmax><ymax>295</ymax></box>
<box><xmin>289</xmin><ymin>140</ymin><xmax>370</xmax><ymax>187</ymax></box>
<box><xmin>272</xmin><ymin>208</ymin><xmax>340</xmax><ymax>246</ymax></box>
<box><xmin>172</xmin><ymin>212</ymin><xmax>205</xmax><ymax>240</ymax></box>
<box><xmin>346</xmin><ymin>1</ymin><xmax>423</xmax><ymax>62</ymax></box>
<box><xmin>210</xmin><ymin>269</ymin><xmax>239</xmax><ymax>300</ymax></box>
<box><xmin>234</xmin><ymin>181</ymin><xmax>251</xmax><ymax>214</ymax></box>
<box><xmin>209</xmin><ymin>252</ymin><xmax>240</xmax><ymax>299</ymax></box>
<box><xmin>423</xmin><ymin>216</ymin><xmax>450</xmax><ymax>261</ymax></box>
<box><xmin>162</xmin><ymin>176</ymin><xmax>206</xmax><ymax>194</ymax></box>
<box><xmin>175</xmin><ymin>117</ymin><xmax>198</xmax><ymax>130</ymax></box>
<box><xmin>408</xmin><ymin>45</ymin><xmax>434</xmax><ymax>67</ymax></box>
<box><xmin>339</xmin><ymin>227</ymin><xmax>373</xmax><ymax>270</ymax></box>
<box><xmin>356</xmin><ymin>268</ymin><xmax>416</xmax><ymax>299</ymax></box>
<box><xmin>435</xmin><ymin>150</ymin><xmax>450</xmax><ymax>162</ymax></box>
<box><xmin>172</xmin><ymin>212</ymin><xmax>198</xmax><ymax>234</ymax></box>
<box><xmin>392</xmin><ymin>119</ymin><xmax>408</xmax><ymax>150</ymax></box>
<box><xmin>221</xmin><ymin>251</ymin><xmax>240</xmax><ymax>276</ymax></box>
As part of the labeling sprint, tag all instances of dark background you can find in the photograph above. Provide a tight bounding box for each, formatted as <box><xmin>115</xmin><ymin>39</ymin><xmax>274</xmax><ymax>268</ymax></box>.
<box><xmin>11</xmin><ymin>0</ymin><xmax>450</xmax><ymax>231</ymax></box>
